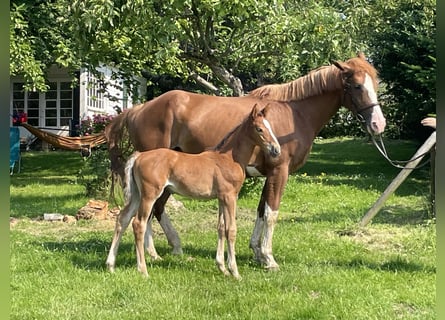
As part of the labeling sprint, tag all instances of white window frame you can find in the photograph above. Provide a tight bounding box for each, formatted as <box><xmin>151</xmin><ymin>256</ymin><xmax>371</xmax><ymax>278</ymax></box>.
<box><xmin>10</xmin><ymin>79</ymin><xmax>74</xmax><ymax>128</ymax></box>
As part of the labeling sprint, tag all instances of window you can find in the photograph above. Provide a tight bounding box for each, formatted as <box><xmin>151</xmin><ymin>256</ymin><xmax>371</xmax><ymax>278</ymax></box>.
<box><xmin>11</xmin><ymin>80</ymin><xmax>73</xmax><ymax>127</ymax></box>
<box><xmin>86</xmin><ymin>72</ymin><xmax>105</xmax><ymax>111</ymax></box>
<box><xmin>60</xmin><ymin>82</ymin><xmax>73</xmax><ymax>126</ymax></box>
<box><xmin>45</xmin><ymin>82</ymin><xmax>58</xmax><ymax>127</ymax></box>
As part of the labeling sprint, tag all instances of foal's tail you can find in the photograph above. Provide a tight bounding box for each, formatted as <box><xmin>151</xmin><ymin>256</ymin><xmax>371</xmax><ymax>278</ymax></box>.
<box><xmin>123</xmin><ymin>151</ymin><xmax>141</xmax><ymax>206</ymax></box>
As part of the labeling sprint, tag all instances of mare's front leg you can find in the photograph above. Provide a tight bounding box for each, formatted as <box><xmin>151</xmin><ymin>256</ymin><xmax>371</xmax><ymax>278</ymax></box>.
<box><xmin>249</xmin><ymin>166</ymin><xmax>288</xmax><ymax>270</ymax></box>
<box><xmin>152</xmin><ymin>190</ymin><xmax>183</xmax><ymax>255</ymax></box>
<box><xmin>144</xmin><ymin>213</ymin><xmax>161</xmax><ymax>260</ymax></box>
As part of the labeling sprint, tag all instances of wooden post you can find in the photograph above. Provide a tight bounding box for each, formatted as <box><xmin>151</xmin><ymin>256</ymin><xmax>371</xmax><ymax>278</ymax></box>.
<box><xmin>359</xmin><ymin>131</ymin><xmax>436</xmax><ymax>227</ymax></box>
<box><xmin>430</xmin><ymin>146</ymin><xmax>436</xmax><ymax>216</ymax></box>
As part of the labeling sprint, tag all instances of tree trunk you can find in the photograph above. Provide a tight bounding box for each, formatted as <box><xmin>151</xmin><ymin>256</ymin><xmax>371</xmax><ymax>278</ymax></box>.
<box><xmin>209</xmin><ymin>64</ymin><xmax>244</xmax><ymax>97</ymax></box>
<box><xmin>189</xmin><ymin>72</ymin><xmax>221</xmax><ymax>95</ymax></box>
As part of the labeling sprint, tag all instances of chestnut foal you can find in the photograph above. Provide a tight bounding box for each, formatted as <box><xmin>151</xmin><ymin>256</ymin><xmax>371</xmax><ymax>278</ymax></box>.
<box><xmin>106</xmin><ymin>103</ymin><xmax>281</xmax><ymax>279</ymax></box>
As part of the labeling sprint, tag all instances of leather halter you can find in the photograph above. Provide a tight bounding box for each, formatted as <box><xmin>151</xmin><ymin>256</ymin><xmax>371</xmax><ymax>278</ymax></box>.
<box><xmin>342</xmin><ymin>79</ymin><xmax>379</xmax><ymax>123</ymax></box>
<box><xmin>343</xmin><ymin>77</ymin><xmax>431</xmax><ymax>170</ymax></box>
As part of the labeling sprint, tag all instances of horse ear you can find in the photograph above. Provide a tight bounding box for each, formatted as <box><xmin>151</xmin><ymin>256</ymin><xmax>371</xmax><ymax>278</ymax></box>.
<box><xmin>333</xmin><ymin>60</ymin><xmax>347</xmax><ymax>71</ymax></box>
<box><xmin>357</xmin><ymin>52</ymin><xmax>366</xmax><ymax>60</ymax></box>
<box><xmin>251</xmin><ymin>103</ymin><xmax>261</xmax><ymax>118</ymax></box>
<box><xmin>333</xmin><ymin>60</ymin><xmax>353</xmax><ymax>77</ymax></box>
<box><xmin>261</xmin><ymin>103</ymin><xmax>270</xmax><ymax>117</ymax></box>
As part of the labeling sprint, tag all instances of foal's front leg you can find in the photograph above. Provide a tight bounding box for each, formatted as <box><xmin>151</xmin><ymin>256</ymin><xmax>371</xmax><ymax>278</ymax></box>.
<box><xmin>223</xmin><ymin>195</ymin><xmax>240</xmax><ymax>280</ymax></box>
<box><xmin>217</xmin><ymin>195</ymin><xmax>240</xmax><ymax>279</ymax></box>
<box><xmin>106</xmin><ymin>195</ymin><xmax>140</xmax><ymax>272</ymax></box>
<box><xmin>216</xmin><ymin>208</ymin><xmax>229</xmax><ymax>276</ymax></box>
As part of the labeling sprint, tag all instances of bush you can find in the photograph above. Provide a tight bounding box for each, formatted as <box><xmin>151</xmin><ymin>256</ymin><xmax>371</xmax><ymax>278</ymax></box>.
<box><xmin>77</xmin><ymin>114</ymin><xmax>115</xmax><ymax>199</ymax></box>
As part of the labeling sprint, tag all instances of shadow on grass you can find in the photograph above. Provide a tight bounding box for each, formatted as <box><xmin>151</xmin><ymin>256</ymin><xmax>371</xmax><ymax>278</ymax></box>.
<box><xmin>38</xmin><ymin>238</ymin><xmax>254</xmax><ymax>273</ymax></box>
<box><xmin>305</xmin><ymin>138</ymin><xmax>424</xmax><ymax>173</ymax></box>
<box><xmin>333</xmin><ymin>256</ymin><xmax>436</xmax><ymax>274</ymax></box>
<box><xmin>279</xmin><ymin>205</ymin><xmax>430</xmax><ymax>226</ymax></box>
<box><xmin>10</xmin><ymin>176</ymin><xmax>79</xmax><ymax>188</ymax></box>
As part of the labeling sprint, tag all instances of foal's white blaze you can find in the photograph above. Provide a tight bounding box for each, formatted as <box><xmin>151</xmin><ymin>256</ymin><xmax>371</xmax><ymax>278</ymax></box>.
<box><xmin>263</xmin><ymin>119</ymin><xmax>281</xmax><ymax>152</ymax></box>
<box><xmin>263</xmin><ymin>118</ymin><xmax>280</xmax><ymax>147</ymax></box>
<box><xmin>363</xmin><ymin>73</ymin><xmax>386</xmax><ymax>134</ymax></box>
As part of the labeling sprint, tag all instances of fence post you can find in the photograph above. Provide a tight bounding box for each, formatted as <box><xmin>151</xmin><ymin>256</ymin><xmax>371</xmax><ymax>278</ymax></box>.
<box><xmin>359</xmin><ymin>131</ymin><xmax>436</xmax><ymax>227</ymax></box>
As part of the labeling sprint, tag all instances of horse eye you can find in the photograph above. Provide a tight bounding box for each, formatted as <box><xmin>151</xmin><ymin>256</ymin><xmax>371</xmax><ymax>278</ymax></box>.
<box><xmin>354</xmin><ymin>84</ymin><xmax>362</xmax><ymax>90</ymax></box>
<box><xmin>256</xmin><ymin>127</ymin><xmax>263</xmax><ymax>133</ymax></box>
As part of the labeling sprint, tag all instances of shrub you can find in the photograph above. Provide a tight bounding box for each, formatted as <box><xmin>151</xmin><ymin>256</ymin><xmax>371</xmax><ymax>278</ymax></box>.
<box><xmin>77</xmin><ymin>114</ymin><xmax>115</xmax><ymax>199</ymax></box>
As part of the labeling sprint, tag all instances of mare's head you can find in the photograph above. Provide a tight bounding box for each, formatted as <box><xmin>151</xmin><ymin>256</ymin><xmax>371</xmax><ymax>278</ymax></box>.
<box><xmin>248</xmin><ymin>103</ymin><xmax>281</xmax><ymax>158</ymax></box>
<box><xmin>333</xmin><ymin>52</ymin><xmax>386</xmax><ymax>135</ymax></box>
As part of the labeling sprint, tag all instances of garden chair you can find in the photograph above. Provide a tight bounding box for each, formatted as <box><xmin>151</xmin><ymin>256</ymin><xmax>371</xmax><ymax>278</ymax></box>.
<box><xmin>10</xmin><ymin>127</ymin><xmax>21</xmax><ymax>175</ymax></box>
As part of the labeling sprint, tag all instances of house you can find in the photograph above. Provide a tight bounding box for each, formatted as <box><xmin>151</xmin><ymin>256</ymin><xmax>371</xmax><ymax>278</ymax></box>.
<box><xmin>10</xmin><ymin>65</ymin><xmax>146</xmax><ymax>144</ymax></box>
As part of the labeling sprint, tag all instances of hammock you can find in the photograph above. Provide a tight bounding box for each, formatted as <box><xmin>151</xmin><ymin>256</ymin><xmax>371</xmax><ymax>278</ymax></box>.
<box><xmin>20</xmin><ymin>123</ymin><xmax>107</xmax><ymax>154</ymax></box>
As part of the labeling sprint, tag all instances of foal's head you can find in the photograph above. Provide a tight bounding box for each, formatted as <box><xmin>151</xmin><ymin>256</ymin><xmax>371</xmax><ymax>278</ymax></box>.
<box><xmin>248</xmin><ymin>103</ymin><xmax>281</xmax><ymax>158</ymax></box>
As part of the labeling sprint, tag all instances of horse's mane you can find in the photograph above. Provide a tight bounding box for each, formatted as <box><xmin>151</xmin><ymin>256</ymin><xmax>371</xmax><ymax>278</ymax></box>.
<box><xmin>248</xmin><ymin>65</ymin><xmax>341</xmax><ymax>102</ymax></box>
<box><xmin>248</xmin><ymin>56</ymin><xmax>378</xmax><ymax>102</ymax></box>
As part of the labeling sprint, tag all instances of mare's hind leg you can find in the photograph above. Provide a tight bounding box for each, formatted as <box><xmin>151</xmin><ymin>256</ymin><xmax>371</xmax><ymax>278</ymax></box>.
<box><xmin>144</xmin><ymin>213</ymin><xmax>161</xmax><ymax>260</ymax></box>
<box><xmin>152</xmin><ymin>190</ymin><xmax>183</xmax><ymax>255</ymax></box>
<box><xmin>106</xmin><ymin>197</ymin><xmax>139</xmax><ymax>272</ymax></box>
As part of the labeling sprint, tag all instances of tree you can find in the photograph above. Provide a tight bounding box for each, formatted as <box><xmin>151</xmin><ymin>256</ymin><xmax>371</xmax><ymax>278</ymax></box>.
<box><xmin>364</xmin><ymin>0</ymin><xmax>436</xmax><ymax>139</ymax></box>
<box><xmin>61</xmin><ymin>0</ymin><xmax>363</xmax><ymax>96</ymax></box>
<box><xmin>10</xmin><ymin>0</ymin><xmax>435</xmax><ymax>138</ymax></box>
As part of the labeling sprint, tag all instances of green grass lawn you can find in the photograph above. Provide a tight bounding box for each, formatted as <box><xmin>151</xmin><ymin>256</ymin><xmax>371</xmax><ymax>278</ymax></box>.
<box><xmin>10</xmin><ymin>137</ymin><xmax>436</xmax><ymax>319</ymax></box>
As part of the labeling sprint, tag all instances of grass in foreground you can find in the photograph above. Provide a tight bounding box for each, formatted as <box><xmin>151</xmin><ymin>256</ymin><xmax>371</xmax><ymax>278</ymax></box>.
<box><xmin>10</xmin><ymin>137</ymin><xmax>436</xmax><ymax>319</ymax></box>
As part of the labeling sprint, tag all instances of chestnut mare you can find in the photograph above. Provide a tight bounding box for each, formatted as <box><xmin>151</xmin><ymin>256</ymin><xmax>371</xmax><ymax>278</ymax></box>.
<box><xmin>105</xmin><ymin>53</ymin><xmax>386</xmax><ymax>270</ymax></box>
<box><xmin>106</xmin><ymin>103</ymin><xmax>281</xmax><ymax>278</ymax></box>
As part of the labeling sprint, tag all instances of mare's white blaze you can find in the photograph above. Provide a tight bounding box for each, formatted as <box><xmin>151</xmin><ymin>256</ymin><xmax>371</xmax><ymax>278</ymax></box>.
<box><xmin>363</xmin><ymin>73</ymin><xmax>378</xmax><ymax>104</ymax></box>
<box><xmin>263</xmin><ymin>118</ymin><xmax>280</xmax><ymax>146</ymax></box>
<box><xmin>364</xmin><ymin>73</ymin><xmax>386</xmax><ymax>134</ymax></box>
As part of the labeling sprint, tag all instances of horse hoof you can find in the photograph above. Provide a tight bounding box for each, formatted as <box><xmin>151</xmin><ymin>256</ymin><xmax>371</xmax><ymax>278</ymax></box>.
<box><xmin>232</xmin><ymin>273</ymin><xmax>242</xmax><ymax>281</ymax></box>
<box><xmin>141</xmin><ymin>272</ymin><xmax>149</xmax><ymax>278</ymax></box>
<box><xmin>106</xmin><ymin>264</ymin><xmax>115</xmax><ymax>273</ymax></box>
<box><xmin>172</xmin><ymin>248</ymin><xmax>184</xmax><ymax>255</ymax></box>
<box><xmin>150</xmin><ymin>255</ymin><xmax>163</xmax><ymax>261</ymax></box>
<box><xmin>265</xmin><ymin>264</ymin><xmax>280</xmax><ymax>272</ymax></box>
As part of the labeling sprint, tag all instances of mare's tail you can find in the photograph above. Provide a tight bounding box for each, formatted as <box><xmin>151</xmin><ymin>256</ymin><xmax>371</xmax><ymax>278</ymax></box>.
<box><xmin>105</xmin><ymin>110</ymin><xmax>135</xmax><ymax>202</ymax></box>
<box><xmin>105</xmin><ymin>111</ymin><xmax>129</xmax><ymax>182</ymax></box>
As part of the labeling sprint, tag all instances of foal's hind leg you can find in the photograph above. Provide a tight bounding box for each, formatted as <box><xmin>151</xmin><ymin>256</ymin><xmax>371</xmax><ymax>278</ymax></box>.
<box><xmin>133</xmin><ymin>197</ymin><xmax>157</xmax><ymax>277</ymax></box>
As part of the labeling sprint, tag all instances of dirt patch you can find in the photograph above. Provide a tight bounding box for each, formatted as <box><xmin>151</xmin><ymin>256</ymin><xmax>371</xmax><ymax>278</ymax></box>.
<box><xmin>336</xmin><ymin>227</ymin><xmax>408</xmax><ymax>252</ymax></box>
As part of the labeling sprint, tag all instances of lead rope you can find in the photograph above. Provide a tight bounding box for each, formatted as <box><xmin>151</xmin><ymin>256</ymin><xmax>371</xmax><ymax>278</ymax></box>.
<box><xmin>370</xmin><ymin>134</ymin><xmax>432</xmax><ymax>169</ymax></box>
<box><xmin>347</xmin><ymin>85</ymin><xmax>432</xmax><ymax>170</ymax></box>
